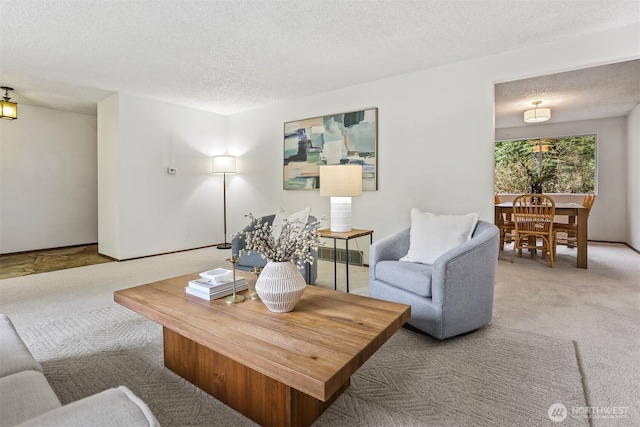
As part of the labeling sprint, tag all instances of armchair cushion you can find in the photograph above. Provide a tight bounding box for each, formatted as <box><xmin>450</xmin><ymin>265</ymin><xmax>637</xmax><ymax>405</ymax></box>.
<box><xmin>272</xmin><ymin>207</ymin><xmax>310</xmax><ymax>240</ymax></box>
<box><xmin>375</xmin><ymin>261</ymin><xmax>433</xmax><ymax>297</ymax></box>
<box><xmin>238</xmin><ymin>251</ymin><xmax>266</xmax><ymax>269</ymax></box>
<box><xmin>400</xmin><ymin>209</ymin><xmax>479</xmax><ymax>265</ymax></box>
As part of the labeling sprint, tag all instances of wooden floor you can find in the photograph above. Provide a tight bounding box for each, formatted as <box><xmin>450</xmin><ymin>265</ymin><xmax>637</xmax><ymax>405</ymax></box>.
<box><xmin>0</xmin><ymin>244</ymin><xmax>113</xmax><ymax>280</ymax></box>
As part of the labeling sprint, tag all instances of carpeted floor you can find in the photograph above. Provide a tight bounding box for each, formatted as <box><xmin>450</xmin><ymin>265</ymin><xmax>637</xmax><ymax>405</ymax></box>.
<box><xmin>21</xmin><ymin>305</ymin><xmax>586</xmax><ymax>427</ymax></box>
<box><xmin>1</xmin><ymin>241</ymin><xmax>638</xmax><ymax>426</ymax></box>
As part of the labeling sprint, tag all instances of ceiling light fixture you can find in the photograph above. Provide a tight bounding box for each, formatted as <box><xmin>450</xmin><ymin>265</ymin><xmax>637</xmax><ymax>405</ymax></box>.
<box><xmin>523</xmin><ymin>101</ymin><xmax>550</xmax><ymax>124</ymax></box>
<box><xmin>0</xmin><ymin>86</ymin><xmax>18</xmax><ymax>120</ymax></box>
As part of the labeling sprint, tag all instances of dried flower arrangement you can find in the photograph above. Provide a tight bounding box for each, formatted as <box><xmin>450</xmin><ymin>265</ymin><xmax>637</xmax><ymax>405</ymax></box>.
<box><xmin>235</xmin><ymin>213</ymin><xmax>323</xmax><ymax>268</ymax></box>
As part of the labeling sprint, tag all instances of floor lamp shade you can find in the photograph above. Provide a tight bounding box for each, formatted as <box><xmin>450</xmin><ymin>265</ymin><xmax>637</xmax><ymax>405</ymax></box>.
<box><xmin>212</xmin><ymin>155</ymin><xmax>237</xmax><ymax>174</ymax></box>
<box><xmin>212</xmin><ymin>155</ymin><xmax>237</xmax><ymax>249</ymax></box>
<box><xmin>320</xmin><ymin>165</ymin><xmax>363</xmax><ymax>232</ymax></box>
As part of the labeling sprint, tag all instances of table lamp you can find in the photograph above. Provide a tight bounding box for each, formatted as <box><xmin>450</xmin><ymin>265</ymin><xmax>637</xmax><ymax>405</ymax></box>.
<box><xmin>212</xmin><ymin>155</ymin><xmax>236</xmax><ymax>249</ymax></box>
<box><xmin>320</xmin><ymin>164</ymin><xmax>363</xmax><ymax>232</ymax></box>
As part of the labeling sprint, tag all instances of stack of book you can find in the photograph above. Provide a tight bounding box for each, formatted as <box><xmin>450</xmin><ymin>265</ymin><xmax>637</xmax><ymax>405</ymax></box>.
<box><xmin>185</xmin><ymin>271</ymin><xmax>248</xmax><ymax>301</ymax></box>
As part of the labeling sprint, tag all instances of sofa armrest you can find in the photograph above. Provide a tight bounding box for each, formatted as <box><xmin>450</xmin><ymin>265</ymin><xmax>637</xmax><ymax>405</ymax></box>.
<box><xmin>0</xmin><ymin>314</ymin><xmax>43</xmax><ymax>378</ymax></box>
<box><xmin>0</xmin><ymin>370</ymin><xmax>61</xmax><ymax>427</ymax></box>
<box><xmin>17</xmin><ymin>386</ymin><xmax>160</xmax><ymax>427</ymax></box>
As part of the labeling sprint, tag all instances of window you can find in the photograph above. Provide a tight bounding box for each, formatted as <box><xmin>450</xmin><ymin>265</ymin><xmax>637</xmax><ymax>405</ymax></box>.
<box><xmin>494</xmin><ymin>135</ymin><xmax>596</xmax><ymax>194</ymax></box>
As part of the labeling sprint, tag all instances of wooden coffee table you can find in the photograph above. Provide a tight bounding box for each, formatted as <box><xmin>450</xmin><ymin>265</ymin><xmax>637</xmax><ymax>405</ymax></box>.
<box><xmin>114</xmin><ymin>271</ymin><xmax>410</xmax><ymax>427</ymax></box>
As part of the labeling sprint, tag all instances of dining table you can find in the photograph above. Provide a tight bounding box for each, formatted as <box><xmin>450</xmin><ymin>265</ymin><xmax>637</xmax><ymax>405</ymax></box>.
<box><xmin>494</xmin><ymin>201</ymin><xmax>589</xmax><ymax>269</ymax></box>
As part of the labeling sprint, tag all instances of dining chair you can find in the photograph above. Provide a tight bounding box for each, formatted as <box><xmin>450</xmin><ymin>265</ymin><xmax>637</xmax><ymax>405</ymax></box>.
<box><xmin>495</xmin><ymin>194</ymin><xmax>515</xmax><ymax>251</ymax></box>
<box><xmin>511</xmin><ymin>194</ymin><xmax>556</xmax><ymax>267</ymax></box>
<box><xmin>554</xmin><ymin>194</ymin><xmax>596</xmax><ymax>249</ymax></box>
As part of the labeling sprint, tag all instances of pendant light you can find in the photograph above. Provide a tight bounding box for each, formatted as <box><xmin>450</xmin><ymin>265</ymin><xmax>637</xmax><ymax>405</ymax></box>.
<box><xmin>0</xmin><ymin>87</ymin><xmax>18</xmax><ymax>120</ymax></box>
<box><xmin>524</xmin><ymin>101</ymin><xmax>550</xmax><ymax>124</ymax></box>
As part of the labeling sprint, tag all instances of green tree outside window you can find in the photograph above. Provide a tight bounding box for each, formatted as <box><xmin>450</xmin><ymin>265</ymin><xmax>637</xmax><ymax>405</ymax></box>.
<box><xmin>494</xmin><ymin>135</ymin><xmax>596</xmax><ymax>194</ymax></box>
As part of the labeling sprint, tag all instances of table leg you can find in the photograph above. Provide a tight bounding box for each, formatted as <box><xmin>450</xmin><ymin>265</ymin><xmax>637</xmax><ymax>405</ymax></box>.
<box><xmin>577</xmin><ymin>209</ymin><xmax>588</xmax><ymax>269</ymax></box>
<box><xmin>345</xmin><ymin>239</ymin><xmax>349</xmax><ymax>293</ymax></box>
<box><xmin>333</xmin><ymin>238</ymin><xmax>337</xmax><ymax>290</ymax></box>
<box><xmin>567</xmin><ymin>215</ymin><xmax>577</xmax><ymax>248</ymax></box>
<box><xmin>163</xmin><ymin>327</ymin><xmax>348</xmax><ymax>427</ymax></box>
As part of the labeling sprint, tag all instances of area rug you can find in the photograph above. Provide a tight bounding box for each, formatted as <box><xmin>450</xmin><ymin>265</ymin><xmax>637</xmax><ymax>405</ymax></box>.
<box><xmin>22</xmin><ymin>304</ymin><xmax>587</xmax><ymax>426</ymax></box>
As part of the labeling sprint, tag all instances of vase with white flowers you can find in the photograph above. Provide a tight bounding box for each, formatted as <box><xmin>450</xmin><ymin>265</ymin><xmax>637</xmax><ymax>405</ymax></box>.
<box><xmin>235</xmin><ymin>213</ymin><xmax>322</xmax><ymax>312</ymax></box>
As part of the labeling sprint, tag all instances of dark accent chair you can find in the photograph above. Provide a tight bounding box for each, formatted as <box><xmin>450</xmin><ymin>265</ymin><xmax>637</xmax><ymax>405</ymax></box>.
<box><xmin>231</xmin><ymin>214</ymin><xmax>318</xmax><ymax>284</ymax></box>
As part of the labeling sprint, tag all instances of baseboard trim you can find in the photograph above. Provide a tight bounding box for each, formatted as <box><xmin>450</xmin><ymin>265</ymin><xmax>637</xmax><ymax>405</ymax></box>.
<box><xmin>104</xmin><ymin>244</ymin><xmax>219</xmax><ymax>262</ymax></box>
<box><xmin>1</xmin><ymin>242</ymin><xmax>99</xmax><ymax>257</ymax></box>
<box><xmin>623</xmin><ymin>243</ymin><xmax>640</xmax><ymax>255</ymax></box>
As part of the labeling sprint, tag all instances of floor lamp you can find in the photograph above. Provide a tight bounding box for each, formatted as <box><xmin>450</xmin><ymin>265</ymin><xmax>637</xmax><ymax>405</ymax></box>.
<box><xmin>212</xmin><ymin>155</ymin><xmax>236</xmax><ymax>249</ymax></box>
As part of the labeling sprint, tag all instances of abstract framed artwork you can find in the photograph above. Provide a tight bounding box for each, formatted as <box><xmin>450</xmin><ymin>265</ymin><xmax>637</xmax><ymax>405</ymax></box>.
<box><xmin>283</xmin><ymin>108</ymin><xmax>377</xmax><ymax>190</ymax></box>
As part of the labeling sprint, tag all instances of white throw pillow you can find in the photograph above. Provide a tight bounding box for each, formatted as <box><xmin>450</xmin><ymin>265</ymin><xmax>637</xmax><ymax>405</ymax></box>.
<box><xmin>400</xmin><ymin>209</ymin><xmax>480</xmax><ymax>265</ymax></box>
<box><xmin>272</xmin><ymin>207</ymin><xmax>311</xmax><ymax>240</ymax></box>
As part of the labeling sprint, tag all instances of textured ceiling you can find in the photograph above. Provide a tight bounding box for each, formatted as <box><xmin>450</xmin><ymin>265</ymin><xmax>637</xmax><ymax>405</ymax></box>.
<box><xmin>495</xmin><ymin>59</ymin><xmax>640</xmax><ymax>128</ymax></box>
<box><xmin>1</xmin><ymin>0</ymin><xmax>639</xmax><ymax>120</ymax></box>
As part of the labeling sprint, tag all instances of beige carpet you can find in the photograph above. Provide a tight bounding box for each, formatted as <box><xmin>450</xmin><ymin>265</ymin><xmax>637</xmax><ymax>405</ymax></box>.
<box><xmin>1</xmin><ymin>242</ymin><xmax>638</xmax><ymax>426</ymax></box>
<box><xmin>20</xmin><ymin>305</ymin><xmax>586</xmax><ymax>427</ymax></box>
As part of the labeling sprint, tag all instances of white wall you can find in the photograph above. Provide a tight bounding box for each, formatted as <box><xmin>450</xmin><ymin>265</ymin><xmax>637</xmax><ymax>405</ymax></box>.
<box><xmin>226</xmin><ymin>63</ymin><xmax>498</xmax><ymax>244</ymax></box>
<box><xmin>225</xmin><ymin>24</ymin><xmax>640</xmax><ymax>250</ymax></box>
<box><xmin>97</xmin><ymin>93</ymin><xmax>228</xmax><ymax>260</ymax></box>
<box><xmin>0</xmin><ymin>105</ymin><xmax>97</xmax><ymax>254</ymax></box>
<box><xmin>628</xmin><ymin>104</ymin><xmax>640</xmax><ymax>251</ymax></box>
<box><xmin>97</xmin><ymin>94</ymin><xmax>120</xmax><ymax>258</ymax></box>
<box><xmin>496</xmin><ymin>116</ymin><xmax>628</xmax><ymax>242</ymax></box>
<box><xmin>3</xmin><ymin>24</ymin><xmax>638</xmax><ymax>259</ymax></box>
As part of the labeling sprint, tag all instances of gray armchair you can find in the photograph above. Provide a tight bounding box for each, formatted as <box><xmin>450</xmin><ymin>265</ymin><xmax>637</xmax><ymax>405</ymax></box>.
<box><xmin>231</xmin><ymin>214</ymin><xmax>318</xmax><ymax>284</ymax></box>
<box><xmin>369</xmin><ymin>220</ymin><xmax>499</xmax><ymax>339</ymax></box>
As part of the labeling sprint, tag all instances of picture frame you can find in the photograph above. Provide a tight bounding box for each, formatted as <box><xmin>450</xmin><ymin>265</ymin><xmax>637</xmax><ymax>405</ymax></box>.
<box><xmin>283</xmin><ymin>108</ymin><xmax>377</xmax><ymax>190</ymax></box>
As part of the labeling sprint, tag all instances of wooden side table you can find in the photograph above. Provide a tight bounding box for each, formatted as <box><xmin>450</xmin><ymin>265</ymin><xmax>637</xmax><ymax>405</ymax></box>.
<box><xmin>318</xmin><ymin>228</ymin><xmax>373</xmax><ymax>293</ymax></box>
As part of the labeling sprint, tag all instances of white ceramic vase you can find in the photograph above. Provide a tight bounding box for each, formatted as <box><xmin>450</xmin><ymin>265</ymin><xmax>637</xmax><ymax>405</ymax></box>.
<box><xmin>254</xmin><ymin>261</ymin><xmax>306</xmax><ymax>313</ymax></box>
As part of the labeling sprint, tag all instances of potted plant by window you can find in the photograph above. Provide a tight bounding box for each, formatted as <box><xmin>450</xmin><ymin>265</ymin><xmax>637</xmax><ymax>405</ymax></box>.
<box><xmin>235</xmin><ymin>213</ymin><xmax>322</xmax><ymax>312</ymax></box>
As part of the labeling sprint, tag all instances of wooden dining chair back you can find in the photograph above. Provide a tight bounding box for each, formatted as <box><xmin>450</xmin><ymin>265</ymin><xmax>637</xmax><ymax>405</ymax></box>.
<box><xmin>511</xmin><ymin>194</ymin><xmax>556</xmax><ymax>267</ymax></box>
<box><xmin>583</xmin><ymin>194</ymin><xmax>596</xmax><ymax>212</ymax></box>
<box><xmin>554</xmin><ymin>194</ymin><xmax>596</xmax><ymax>248</ymax></box>
<box><xmin>495</xmin><ymin>194</ymin><xmax>515</xmax><ymax>250</ymax></box>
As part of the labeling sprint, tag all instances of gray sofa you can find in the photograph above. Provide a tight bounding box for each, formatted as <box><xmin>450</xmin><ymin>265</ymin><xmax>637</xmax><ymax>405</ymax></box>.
<box><xmin>369</xmin><ymin>220</ymin><xmax>499</xmax><ymax>339</ymax></box>
<box><xmin>0</xmin><ymin>314</ymin><xmax>159</xmax><ymax>427</ymax></box>
<box><xmin>232</xmin><ymin>214</ymin><xmax>318</xmax><ymax>284</ymax></box>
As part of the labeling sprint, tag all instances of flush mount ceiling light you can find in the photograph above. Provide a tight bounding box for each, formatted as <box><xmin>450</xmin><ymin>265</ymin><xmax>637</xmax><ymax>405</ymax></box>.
<box><xmin>523</xmin><ymin>100</ymin><xmax>550</xmax><ymax>124</ymax></box>
<box><xmin>0</xmin><ymin>86</ymin><xmax>18</xmax><ymax>120</ymax></box>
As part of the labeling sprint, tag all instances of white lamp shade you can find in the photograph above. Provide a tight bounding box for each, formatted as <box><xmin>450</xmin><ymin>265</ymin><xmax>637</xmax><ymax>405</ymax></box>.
<box><xmin>524</xmin><ymin>107</ymin><xmax>551</xmax><ymax>123</ymax></box>
<box><xmin>212</xmin><ymin>155</ymin><xmax>237</xmax><ymax>174</ymax></box>
<box><xmin>319</xmin><ymin>165</ymin><xmax>363</xmax><ymax>197</ymax></box>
